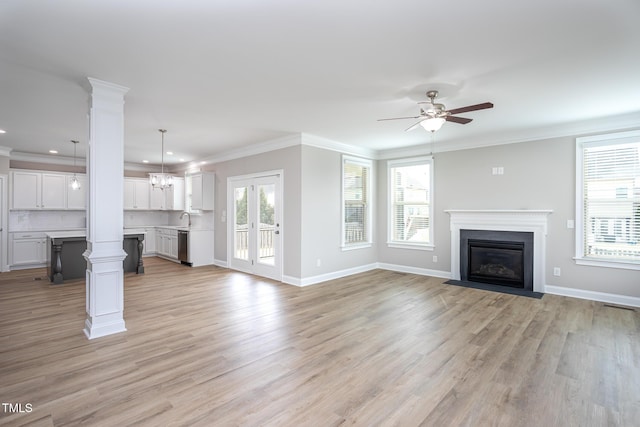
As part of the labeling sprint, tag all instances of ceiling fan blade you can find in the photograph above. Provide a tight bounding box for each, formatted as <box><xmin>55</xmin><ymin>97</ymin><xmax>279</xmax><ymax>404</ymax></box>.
<box><xmin>446</xmin><ymin>116</ymin><xmax>473</xmax><ymax>124</ymax></box>
<box><xmin>405</xmin><ymin>120</ymin><xmax>424</xmax><ymax>132</ymax></box>
<box><xmin>446</xmin><ymin>102</ymin><xmax>494</xmax><ymax>115</ymax></box>
<box><xmin>377</xmin><ymin>115</ymin><xmax>421</xmax><ymax>121</ymax></box>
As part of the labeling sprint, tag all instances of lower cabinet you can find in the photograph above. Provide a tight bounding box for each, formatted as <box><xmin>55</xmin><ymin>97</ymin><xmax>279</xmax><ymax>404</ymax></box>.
<box><xmin>155</xmin><ymin>228</ymin><xmax>178</xmax><ymax>260</ymax></box>
<box><xmin>10</xmin><ymin>232</ymin><xmax>48</xmax><ymax>268</ymax></box>
<box><xmin>142</xmin><ymin>228</ymin><xmax>156</xmax><ymax>255</ymax></box>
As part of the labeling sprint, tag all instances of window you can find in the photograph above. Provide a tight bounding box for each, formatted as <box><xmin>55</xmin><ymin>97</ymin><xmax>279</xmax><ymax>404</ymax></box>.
<box><xmin>388</xmin><ymin>157</ymin><xmax>433</xmax><ymax>249</ymax></box>
<box><xmin>576</xmin><ymin>130</ymin><xmax>640</xmax><ymax>269</ymax></box>
<box><xmin>342</xmin><ymin>156</ymin><xmax>372</xmax><ymax>248</ymax></box>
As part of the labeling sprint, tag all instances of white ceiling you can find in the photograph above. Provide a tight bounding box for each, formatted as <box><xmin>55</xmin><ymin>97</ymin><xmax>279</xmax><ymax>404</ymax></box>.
<box><xmin>1</xmin><ymin>0</ymin><xmax>640</xmax><ymax>166</ymax></box>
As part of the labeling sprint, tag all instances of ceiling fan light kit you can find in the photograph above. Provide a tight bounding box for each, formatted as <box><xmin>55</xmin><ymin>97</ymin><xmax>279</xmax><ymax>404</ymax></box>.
<box><xmin>420</xmin><ymin>117</ymin><xmax>446</xmax><ymax>132</ymax></box>
<box><xmin>379</xmin><ymin>90</ymin><xmax>493</xmax><ymax>133</ymax></box>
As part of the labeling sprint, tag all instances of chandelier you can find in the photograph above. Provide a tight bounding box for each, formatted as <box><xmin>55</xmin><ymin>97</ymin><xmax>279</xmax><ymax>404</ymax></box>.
<box><xmin>70</xmin><ymin>140</ymin><xmax>81</xmax><ymax>190</ymax></box>
<box><xmin>149</xmin><ymin>129</ymin><xmax>173</xmax><ymax>190</ymax></box>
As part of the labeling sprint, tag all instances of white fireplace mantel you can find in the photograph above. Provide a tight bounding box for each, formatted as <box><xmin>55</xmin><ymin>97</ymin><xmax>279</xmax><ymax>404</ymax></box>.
<box><xmin>446</xmin><ymin>209</ymin><xmax>553</xmax><ymax>293</ymax></box>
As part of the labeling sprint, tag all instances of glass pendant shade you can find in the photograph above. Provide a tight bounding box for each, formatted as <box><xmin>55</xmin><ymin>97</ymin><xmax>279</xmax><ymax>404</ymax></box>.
<box><xmin>70</xmin><ymin>140</ymin><xmax>81</xmax><ymax>190</ymax></box>
<box><xmin>150</xmin><ymin>129</ymin><xmax>173</xmax><ymax>190</ymax></box>
<box><xmin>420</xmin><ymin>117</ymin><xmax>446</xmax><ymax>132</ymax></box>
<box><xmin>70</xmin><ymin>175</ymin><xmax>80</xmax><ymax>190</ymax></box>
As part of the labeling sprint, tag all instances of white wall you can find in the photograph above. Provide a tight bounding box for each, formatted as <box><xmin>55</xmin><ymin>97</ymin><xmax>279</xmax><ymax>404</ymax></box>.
<box><xmin>378</xmin><ymin>134</ymin><xmax>640</xmax><ymax>300</ymax></box>
<box><xmin>206</xmin><ymin>144</ymin><xmax>303</xmax><ymax>278</ymax></box>
<box><xmin>300</xmin><ymin>145</ymin><xmax>377</xmax><ymax>279</ymax></box>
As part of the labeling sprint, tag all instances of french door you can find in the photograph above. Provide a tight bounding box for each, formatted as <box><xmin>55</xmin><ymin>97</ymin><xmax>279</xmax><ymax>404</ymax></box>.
<box><xmin>228</xmin><ymin>173</ymin><xmax>282</xmax><ymax>281</ymax></box>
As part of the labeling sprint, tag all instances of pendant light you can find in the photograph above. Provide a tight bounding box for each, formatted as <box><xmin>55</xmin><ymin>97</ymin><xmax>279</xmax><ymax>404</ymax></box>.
<box><xmin>70</xmin><ymin>140</ymin><xmax>81</xmax><ymax>190</ymax></box>
<box><xmin>149</xmin><ymin>129</ymin><xmax>173</xmax><ymax>190</ymax></box>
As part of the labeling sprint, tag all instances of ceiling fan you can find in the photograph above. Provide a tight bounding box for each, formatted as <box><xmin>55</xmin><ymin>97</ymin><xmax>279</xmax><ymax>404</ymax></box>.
<box><xmin>378</xmin><ymin>90</ymin><xmax>494</xmax><ymax>132</ymax></box>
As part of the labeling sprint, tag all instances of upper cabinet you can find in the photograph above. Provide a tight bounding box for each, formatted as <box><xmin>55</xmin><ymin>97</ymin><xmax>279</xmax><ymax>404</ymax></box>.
<box><xmin>124</xmin><ymin>178</ymin><xmax>150</xmax><ymax>210</ymax></box>
<box><xmin>166</xmin><ymin>177</ymin><xmax>185</xmax><ymax>211</ymax></box>
<box><xmin>186</xmin><ymin>172</ymin><xmax>214</xmax><ymax>211</ymax></box>
<box><xmin>149</xmin><ymin>177</ymin><xmax>184</xmax><ymax>211</ymax></box>
<box><xmin>11</xmin><ymin>170</ymin><xmax>80</xmax><ymax>210</ymax></box>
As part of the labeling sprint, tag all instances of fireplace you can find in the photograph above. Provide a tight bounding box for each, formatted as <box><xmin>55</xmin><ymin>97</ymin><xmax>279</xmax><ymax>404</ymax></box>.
<box><xmin>446</xmin><ymin>210</ymin><xmax>552</xmax><ymax>293</ymax></box>
<box><xmin>460</xmin><ymin>229</ymin><xmax>534</xmax><ymax>291</ymax></box>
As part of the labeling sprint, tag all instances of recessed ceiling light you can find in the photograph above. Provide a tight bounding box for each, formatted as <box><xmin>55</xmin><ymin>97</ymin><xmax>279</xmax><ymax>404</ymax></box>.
<box><xmin>0</xmin><ymin>129</ymin><xmax>6</xmax><ymax>134</ymax></box>
<box><xmin>49</xmin><ymin>150</ymin><xmax>58</xmax><ymax>154</ymax></box>
<box><xmin>200</xmin><ymin>161</ymin><xmax>206</xmax><ymax>165</ymax></box>
<box><xmin>166</xmin><ymin>151</ymin><xmax>174</xmax><ymax>155</ymax></box>
<box><xmin>179</xmin><ymin>158</ymin><xmax>185</xmax><ymax>162</ymax></box>
<box><xmin>142</xmin><ymin>160</ymin><xmax>149</xmax><ymax>163</ymax></box>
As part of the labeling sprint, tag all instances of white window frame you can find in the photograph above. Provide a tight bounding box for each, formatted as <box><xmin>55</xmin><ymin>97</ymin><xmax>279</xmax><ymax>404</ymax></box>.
<box><xmin>387</xmin><ymin>156</ymin><xmax>434</xmax><ymax>251</ymax></box>
<box><xmin>341</xmin><ymin>155</ymin><xmax>372</xmax><ymax>250</ymax></box>
<box><xmin>575</xmin><ymin>130</ymin><xmax>640</xmax><ymax>271</ymax></box>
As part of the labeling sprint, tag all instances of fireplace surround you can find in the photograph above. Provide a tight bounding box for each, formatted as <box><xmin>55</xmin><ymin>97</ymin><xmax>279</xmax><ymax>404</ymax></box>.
<box><xmin>446</xmin><ymin>210</ymin><xmax>552</xmax><ymax>293</ymax></box>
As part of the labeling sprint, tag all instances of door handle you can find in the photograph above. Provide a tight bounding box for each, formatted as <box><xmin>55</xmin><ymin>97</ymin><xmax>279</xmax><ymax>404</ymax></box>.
<box><xmin>274</xmin><ymin>230</ymin><xmax>279</xmax><ymax>235</ymax></box>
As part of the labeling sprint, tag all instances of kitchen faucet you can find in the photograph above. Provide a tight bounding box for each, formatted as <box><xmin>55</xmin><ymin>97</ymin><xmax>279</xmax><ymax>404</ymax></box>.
<box><xmin>180</xmin><ymin>211</ymin><xmax>191</xmax><ymax>227</ymax></box>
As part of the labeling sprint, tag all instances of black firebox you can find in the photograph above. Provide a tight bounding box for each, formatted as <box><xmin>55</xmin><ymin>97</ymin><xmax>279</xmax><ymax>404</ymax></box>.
<box><xmin>467</xmin><ymin>239</ymin><xmax>524</xmax><ymax>288</ymax></box>
<box><xmin>460</xmin><ymin>229</ymin><xmax>534</xmax><ymax>291</ymax></box>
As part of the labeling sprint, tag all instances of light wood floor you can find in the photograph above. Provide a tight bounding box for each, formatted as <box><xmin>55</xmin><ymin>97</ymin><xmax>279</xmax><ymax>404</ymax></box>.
<box><xmin>1</xmin><ymin>257</ymin><xmax>638</xmax><ymax>426</ymax></box>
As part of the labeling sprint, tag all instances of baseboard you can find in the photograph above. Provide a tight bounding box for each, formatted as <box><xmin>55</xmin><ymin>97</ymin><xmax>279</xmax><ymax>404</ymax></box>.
<box><xmin>291</xmin><ymin>263</ymin><xmax>379</xmax><ymax>287</ymax></box>
<box><xmin>376</xmin><ymin>262</ymin><xmax>452</xmax><ymax>280</ymax></box>
<box><xmin>545</xmin><ymin>285</ymin><xmax>640</xmax><ymax>308</ymax></box>
<box><xmin>10</xmin><ymin>263</ymin><xmax>47</xmax><ymax>271</ymax></box>
<box><xmin>213</xmin><ymin>259</ymin><xmax>228</xmax><ymax>268</ymax></box>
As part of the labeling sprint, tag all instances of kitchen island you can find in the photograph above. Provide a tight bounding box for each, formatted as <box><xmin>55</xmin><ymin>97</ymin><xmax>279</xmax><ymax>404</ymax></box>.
<box><xmin>46</xmin><ymin>231</ymin><xmax>145</xmax><ymax>284</ymax></box>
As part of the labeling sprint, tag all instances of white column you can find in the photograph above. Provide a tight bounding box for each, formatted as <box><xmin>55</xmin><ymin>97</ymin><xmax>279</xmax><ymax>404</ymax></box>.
<box><xmin>83</xmin><ymin>78</ymin><xmax>130</xmax><ymax>339</ymax></box>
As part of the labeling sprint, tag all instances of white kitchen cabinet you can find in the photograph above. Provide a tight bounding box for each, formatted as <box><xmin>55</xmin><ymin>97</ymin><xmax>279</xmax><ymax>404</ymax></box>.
<box><xmin>166</xmin><ymin>177</ymin><xmax>185</xmax><ymax>211</ymax></box>
<box><xmin>142</xmin><ymin>227</ymin><xmax>156</xmax><ymax>255</ymax></box>
<box><xmin>187</xmin><ymin>172</ymin><xmax>214</xmax><ymax>211</ymax></box>
<box><xmin>150</xmin><ymin>177</ymin><xmax>185</xmax><ymax>211</ymax></box>
<box><xmin>10</xmin><ymin>232</ymin><xmax>47</xmax><ymax>267</ymax></box>
<box><xmin>66</xmin><ymin>175</ymin><xmax>87</xmax><ymax>209</ymax></box>
<box><xmin>155</xmin><ymin>227</ymin><xmax>178</xmax><ymax>260</ymax></box>
<box><xmin>11</xmin><ymin>170</ymin><xmax>85</xmax><ymax>210</ymax></box>
<box><xmin>124</xmin><ymin>178</ymin><xmax>150</xmax><ymax>210</ymax></box>
<box><xmin>41</xmin><ymin>174</ymin><xmax>67</xmax><ymax>209</ymax></box>
<box><xmin>11</xmin><ymin>171</ymin><xmax>40</xmax><ymax>209</ymax></box>
<box><xmin>150</xmin><ymin>186</ymin><xmax>165</xmax><ymax>210</ymax></box>
<box><xmin>11</xmin><ymin>171</ymin><xmax>67</xmax><ymax>210</ymax></box>
<box><xmin>187</xmin><ymin>229</ymin><xmax>215</xmax><ymax>267</ymax></box>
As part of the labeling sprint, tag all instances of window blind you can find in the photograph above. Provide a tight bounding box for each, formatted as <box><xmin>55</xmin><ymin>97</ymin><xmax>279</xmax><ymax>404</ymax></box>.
<box><xmin>343</xmin><ymin>160</ymin><xmax>369</xmax><ymax>245</ymax></box>
<box><xmin>389</xmin><ymin>162</ymin><xmax>431</xmax><ymax>244</ymax></box>
<box><xmin>582</xmin><ymin>140</ymin><xmax>640</xmax><ymax>261</ymax></box>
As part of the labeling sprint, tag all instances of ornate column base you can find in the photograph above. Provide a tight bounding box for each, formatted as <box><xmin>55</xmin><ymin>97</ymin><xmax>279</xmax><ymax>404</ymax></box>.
<box><xmin>82</xmin><ymin>248</ymin><xmax>128</xmax><ymax>340</ymax></box>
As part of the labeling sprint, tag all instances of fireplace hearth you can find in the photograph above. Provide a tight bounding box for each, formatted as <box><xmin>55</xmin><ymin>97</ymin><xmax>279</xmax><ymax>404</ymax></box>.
<box><xmin>460</xmin><ymin>229</ymin><xmax>534</xmax><ymax>291</ymax></box>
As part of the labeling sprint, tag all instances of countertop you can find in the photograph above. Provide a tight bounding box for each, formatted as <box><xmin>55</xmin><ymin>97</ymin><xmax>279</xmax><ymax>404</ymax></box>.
<box><xmin>46</xmin><ymin>230</ymin><xmax>145</xmax><ymax>239</ymax></box>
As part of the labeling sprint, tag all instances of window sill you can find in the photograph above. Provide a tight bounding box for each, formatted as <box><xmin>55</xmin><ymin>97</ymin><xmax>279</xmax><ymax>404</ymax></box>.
<box><xmin>574</xmin><ymin>257</ymin><xmax>640</xmax><ymax>271</ymax></box>
<box><xmin>387</xmin><ymin>242</ymin><xmax>434</xmax><ymax>251</ymax></box>
<box><xmin>341</xmin><ymin>243</ymin><xmax>373</xmax><ymax>251</ymax></box>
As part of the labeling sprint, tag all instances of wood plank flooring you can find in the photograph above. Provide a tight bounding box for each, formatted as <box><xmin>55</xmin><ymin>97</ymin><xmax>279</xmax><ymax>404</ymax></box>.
<box><xmin>1</xmin><ymin>257</ymin><xmax>639</xmax><ymax>426</ymax></box>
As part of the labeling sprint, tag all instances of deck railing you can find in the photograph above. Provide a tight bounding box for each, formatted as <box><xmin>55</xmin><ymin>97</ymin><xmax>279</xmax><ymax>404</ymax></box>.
<box><xmin>235</xmin><ymin>225</ymin><xmax>275</xmax><ymax>259</ymax></box>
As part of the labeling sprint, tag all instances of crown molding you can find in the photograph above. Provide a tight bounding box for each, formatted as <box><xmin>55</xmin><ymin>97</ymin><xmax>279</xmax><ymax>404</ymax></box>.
<box><xmin>0</xmin><ymin>146</ymin><xmax>12</xmax><ymax>157</ymax></box>
<box><xmin>9</xmin><ymin>151</ymin><xmax>85</xmax><ymax>166</ymax></box>
<box><xmin>192</xmin><ymin>133</ymin><xmax>302</xmax><ymax>166</ymax></box>
<box><xmin>431</xmin><ymin>111</ymin><xmax>640</xmax><ymax>154</ymax></box>
<box><xmin>124</xmin><ymin>162</ymin><xmax>160</xmax><ymax>173</ymax></box>
<box><xmin>300</xmin><ymin>133</ymin><xmax>377</xmax><ymax>159</ymax></box>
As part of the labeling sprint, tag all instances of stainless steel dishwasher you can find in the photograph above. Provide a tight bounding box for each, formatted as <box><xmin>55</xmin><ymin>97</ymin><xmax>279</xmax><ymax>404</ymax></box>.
<box><xmin>178</xmin><ymin>230</ymin><xmax>190</xmax><ymax>265</ymax></box>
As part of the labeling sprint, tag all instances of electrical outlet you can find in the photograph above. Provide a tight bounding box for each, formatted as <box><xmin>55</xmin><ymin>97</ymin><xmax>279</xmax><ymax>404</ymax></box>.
<box><xmin>553</xmin><ymin>267</ymin><xmax>561</xmax><ymax>276</ymax></box>
<box><xmin>432</xmin><ymin>255</ymin><xmax>438</xmax><ymax>263</ymax></box>
<box><xmin>316</xmin><ymin>258</ymin><xmax>322</xmax><ymax>267</ymax></box>
<box><xmin>567</xmin><ymin>219</ymin><xmax>574</xmax><ymax>229</ymax></box>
